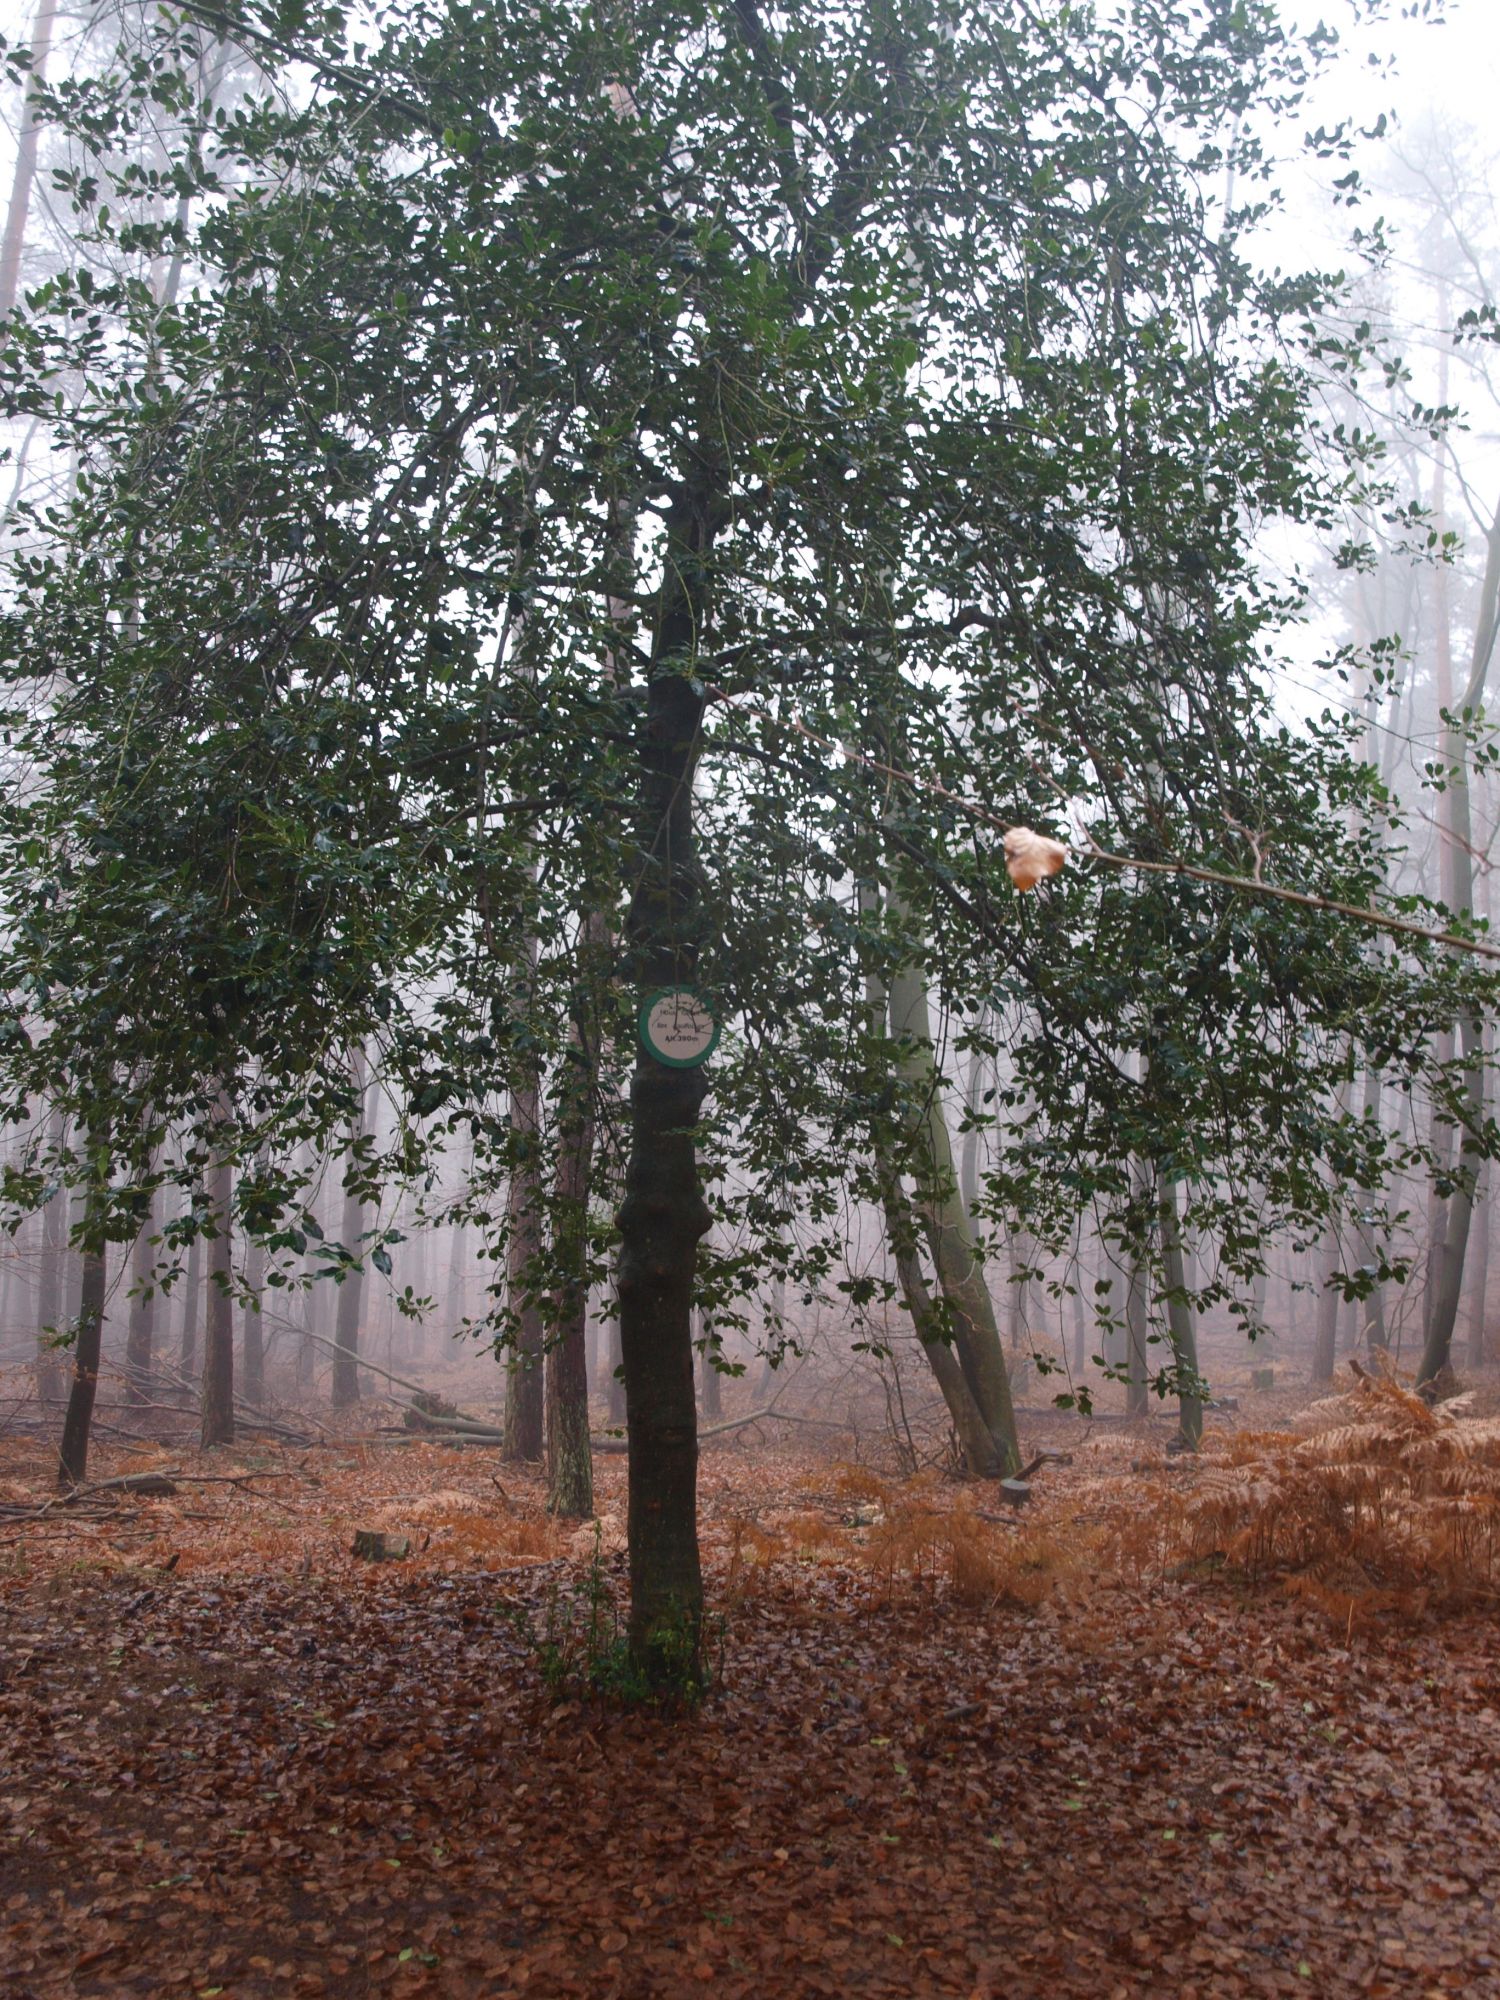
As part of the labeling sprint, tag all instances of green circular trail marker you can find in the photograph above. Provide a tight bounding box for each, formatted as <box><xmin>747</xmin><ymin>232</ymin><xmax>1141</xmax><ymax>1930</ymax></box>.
<box><xmin>639</xmin><ymin>986</ymin><xmax>720</xmax><ymax>1068</ymax></box>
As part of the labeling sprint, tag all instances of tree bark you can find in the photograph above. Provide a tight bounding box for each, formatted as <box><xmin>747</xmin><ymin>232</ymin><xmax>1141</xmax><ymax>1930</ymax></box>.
<box><xmin>0</xmin><ymin>0</ymin><xmax>60</xmax><ymax>320</ymax></box>
<box><xmin>545</xmin><ymin>1006</ymin><xmax>598</xmax><ymax>1520</ymax></box>
<box><xmin>1124</xmin><ymin>1237</ymin><xmax>1150</xmax><ymax>1419</ymax></box>
<box><xmin>57</xmin><ymin>1176</ymin><xmax>107</xmax><ymax>1490</ymax></box>
<box><xmin>179</xmin><ymin>1217</ymin><xmax>202</xmax><ymax>1379</ymax></box>
<box><xmin>697</xmin><ymin>1311</ymin><xmax>723</xmax><ymax>1419</ymax></box>
<box><xmin>502</xmin><ymin>1065</ymin><xmax>545</xmax><ymax>1461</ymax></box>
<box><xmin>1312</xmin><ymin>1255</ymin><xmax>1340</xmax><ymax>1385</ymax></box>
<box><xmin>616</xmin><ymin>473</ymin><xmax>718</xmax><ymax>1679</ymax></box>
<box><xmin>242</xmin><ymin>1233</ymin><xmax>265</xmax><ymax>1406</ymax></box>
<box><xmin>124</xmin><ymin>1184</ymin><xmax>157</xmax><ymax>1405</ymax></box>
<box><xmin>35</xmin><ymin>1132</ymin><xmax>67</xmax><ymax>1405</ymax></box>
<box><xmin>883</xmin><ymin>1184</ymin><xmax>1003</xmax><ymax>1476</ymax></box>
<box><xmin>1158</xmin><ymin>1182</ymin><xmax>1203</xmax><ymax>1449</ymax></box>
<box><xmin>331</xmin><ymin>1052</ymin><xmax>373</xmax><ymax>1410</ymax></box>
<box><xmin>200</xmin><ymin>1143</ymin><xmax>235</xmax><ymax>1447</ymax></box>
<box><xmin>886</xmin><ymin>957</ymin><xmax>1020</xmax><ymax>1471</ymax></box>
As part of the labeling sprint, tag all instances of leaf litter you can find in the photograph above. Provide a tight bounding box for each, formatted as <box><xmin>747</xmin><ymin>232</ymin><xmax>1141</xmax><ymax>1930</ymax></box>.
<box><xmin>1</xmin><ymin>1402</ymin><xmax>1498</xmax><ymax>1999</ymax></box>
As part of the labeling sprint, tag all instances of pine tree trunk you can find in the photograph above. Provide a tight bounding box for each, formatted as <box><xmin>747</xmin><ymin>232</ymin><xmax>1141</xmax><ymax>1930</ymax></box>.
<box><xmin>200</xmin><ymin>1149</ymin><xmax>235</xmax><ymax>1447</ymax></box>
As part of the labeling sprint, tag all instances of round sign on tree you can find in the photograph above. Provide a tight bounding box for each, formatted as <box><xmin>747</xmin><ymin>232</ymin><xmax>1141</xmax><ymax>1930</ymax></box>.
<box><xmin>638</xmin><ymin>986</ymin><xmax>720</xmax><ymax>1068</ymax></box>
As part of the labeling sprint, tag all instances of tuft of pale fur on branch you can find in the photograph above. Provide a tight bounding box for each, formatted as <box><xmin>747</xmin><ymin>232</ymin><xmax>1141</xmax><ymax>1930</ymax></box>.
<box><xmin>1002</xmin><ymin>827</ymin><xmax>1068</xmax><ymax>892</ymax></box>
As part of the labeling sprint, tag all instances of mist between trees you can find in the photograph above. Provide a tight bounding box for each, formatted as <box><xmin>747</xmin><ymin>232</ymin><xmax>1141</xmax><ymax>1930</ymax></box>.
<box><xmin>0</xmin><ymin>0</ymin><xmax>1498</xmax><ymax>1691</ymax></box>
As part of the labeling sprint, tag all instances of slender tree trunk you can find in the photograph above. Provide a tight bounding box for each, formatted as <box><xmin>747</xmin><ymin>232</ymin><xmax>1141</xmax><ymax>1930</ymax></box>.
<box><xmin>0</xmin><ymin>0</ymin><xmax>60</xmax><ymax>320</ymax></box>
<box><xmin>242</xmin><ymin>1234</ymin><xmax>265</xmax><ymax>1406</ymax></box>
<box><xmin>1419</xmin><ymin>1011</ymin><xmax>1485</xmax><ymax>1388</ymax></box>
<box><xmin>606</xmin><ymin>1307</ymin><xmax>627</xmax><ymax>1424</ymax></box>
<box><xmin>545</xmin><ymin>1004</ymin><xmax>598</xmax><ymax>1520</ymax></box>
<box><xmin>200</xmin><ymin>1141</ymin><xmax>235</xmax><ymax>1447</ymax></box>
<box><xmin>35</xmin><ymin>1138</ymin><xmax>66</xmax><ymax>1405</ymax></box>
<box><xmin>179</xmin><ymin>1217</ymin><xmax>202</xmax><ymax>1380</ymax></box>
<box><xmin>884</xmin><ymin>1185</ymin><xmax>1002</xmax><ymax>1475</ymax></box>
<box><xmin>1312</xmin><ymin>1259</ymin><xmax>1340</xmax><ymax>1385</ymax></box>
<box><xmin>886</xmin><ymin>955</ymin><xmax>1020</xmax><ymax>1471</ymax></box>
<box><xmin>332</xmin><ymin>1053</ymin><xmax>373</xmax><ymax>1410</ymax></box>
<box><xmin>124</xmin><ymin>1184</ymin><xmax>157</xmax><ymax>1405</ymax></box>
<box><xmin>1124</xmin><ymin>1236</ymin><xmax>1150</xmax><ymax>1419</ymax></box>
<box><xmin>503</xmin><ymin>1069</ymin><xmax>545</xmax><ymax>1460</ymax></box>
<box><xmin>697</xmin><ymin>1311</ymin><xmax>723</xmax><ymax>1419</ymax></box>
<box><xmin>1158</xmin><ymin>1182</ymin><xmax>1203</xmax><ymax>1449</ymax></box>
<box><xmin>57</xmin><ymin>1174</ymin><xmax>107</xmax><ymax>1489</ymax></box>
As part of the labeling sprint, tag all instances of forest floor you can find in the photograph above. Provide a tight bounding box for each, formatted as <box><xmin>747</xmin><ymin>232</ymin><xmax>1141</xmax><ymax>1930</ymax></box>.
<box><xmin>1</xmin><ymin>1367</ymin><xmax>1498</xmax><ymax>2000</ymax></box>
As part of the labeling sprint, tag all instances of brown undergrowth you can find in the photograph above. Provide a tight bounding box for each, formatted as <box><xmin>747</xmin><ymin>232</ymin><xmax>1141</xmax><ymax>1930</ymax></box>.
<box><xmin>1166</xmin><ymin>1368</ymin><xmax>1500</xmax><ymax>1624</ymax></box>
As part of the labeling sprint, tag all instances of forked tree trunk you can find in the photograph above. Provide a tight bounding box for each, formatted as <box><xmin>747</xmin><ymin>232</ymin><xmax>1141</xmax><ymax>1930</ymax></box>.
<box><xmin>886</xmin><ymin>957</ymin><xmax>1020</xmax><ymax>1473</ymax></box>
<box><xmin>884</xmin><ymin>1186</ymin><xmax>1003</xmax><ymax>1476</ymax></box>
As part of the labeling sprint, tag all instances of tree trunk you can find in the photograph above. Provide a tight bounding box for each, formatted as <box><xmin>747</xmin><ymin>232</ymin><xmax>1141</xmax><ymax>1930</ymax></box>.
<box><xmin>35</xmin><ymin>1140</ymin><xmax>66</xmax><ymax>1406</ymax></box>
<box><xmin>1124</xmin><ymin>1236</ymin><xmax>1150</xmax><ymax>1419</ymax></box>
<box><xmin>616</xmin><ymin>476</ymin><xmax>718</xmax><ymax>1680</ymax></box>
<box><xmin>57</xmin><ymin>1174</ymin><xmax>107</xmax><ymax>1490</ymax></box>
<box><xmin>0</xmin><ymin>0</ymin><xmax>60</xmax><ymax>320</ymax></box>
<box><xmin>1467</xmin><ymin>1156</ymin><xmax>1490</xmax><ymax>1369</ymax></box>
<box><xmin>502</xmin><ymin>1069</ymin><xmax>545</xmax><ymax>1460</ymax></box>
<box><xmin>1158</xmin><ymin>1182</ymin><xmax>1203</xmax><ymax>1449</ymax></box>
<box><xmin>242</xmin><ymin>1233</ymin><xmax>265</xmax><ymax>1406</ymax></box>
<box><xmin>124</xmin><ymin>1185</ymin><xmax>157</xmax><ymax>1405</ymax></box>
<box><xmin>1419</xmin><ymin>1009</ymin><xmax>1485</xmax><ymax>1388</ymax></box>
<box><xmin>332</xmin><ymin>1053</ymin><xmax>373</xmax><ymax>1409</ymax></box>
<box><xmin>884</xmin><ymin>1186</ymin><xmax>1002</xmax><ymax>1475</ymax></box>
<box><xmin>200</xmin><ymin>1146</ymin><xmax>235</xmax><ymax>1447</ymax></box>
<box><xmin>179</xmin><ymin>1217</ymin><xmax>202</xmax><ymax>1379</ymax></box>
<box><xmin>697</xmin><ymin>1311</ymin><xmax>723</xmax><ymax>1419</ymax></box>
<box><xmin>1312</xmin><ymin>1259</ymin><xmax>1340</xmax><ymax>1385</ymax></box>
<box><xmin>887</xmin><ymin>958</ymin><xmax>1020</xmax><ymax>1472</ymax></box>
<box><xmin>1418</xmin><ymin>481</ymin><xmax>1500</xmax><ymax>1385</ymax></box>
<box><xmin>546</xmin><ymin>1009</ymin><xmax>598</xmax><ymax>1520</ymax></box>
